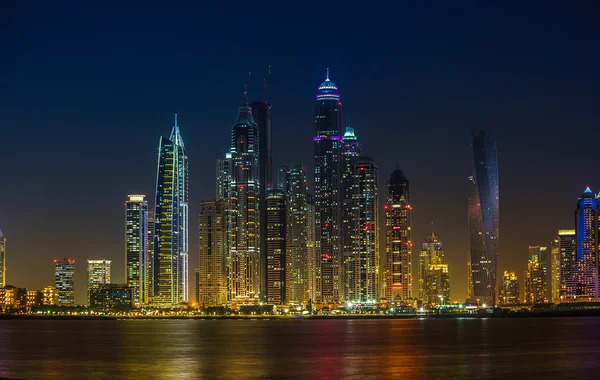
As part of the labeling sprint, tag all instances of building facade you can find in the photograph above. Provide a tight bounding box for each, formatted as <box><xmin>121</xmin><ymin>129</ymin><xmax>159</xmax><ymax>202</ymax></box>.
<box><xmin>499</xmin><ymin>271</ymin><xmax>519</xmax><ymax>305</ymax></box>
<box><xmin>125</xmin><ymin>194</ymin><xmax>148</xmax><ymax>306</ymax></box>
<box><xmin>89</xmin><ymin>284</ymin><xmax>134</xmax><ymax>310</ymax></box>
<box><xmin>559</xmin><ymin>229</ymin><xmax>577</xmax><ymax>298</ymax></box>
<box><xmin>313</xmin><ymin>70</ymin><xmax>343</xmax><ymax>305</ymax></box>
<box><xmin>550</xmin><ymin>239</ymin><xmax>560</xmax><ymax>302</ymax></box>
<box><xmin>216</xmin><ymin>152</ymin><xmax>232</xmax><ymax>201</ymax></box>
<box><xmin>573</xmin><ymin>188</ymin><xmax>598</xmax><ymax>298</ymax></box>
<box><xmin>198</xmin><ymin>200</ymin><xmax>228</xmax><ymax>306</ymax></box>
<box><xmin>524</xmin><ymin>246</ymin><xmax>547</xmax><ymax>304</ymax></box>
<box><xmin>418</xmin><ymin>233</ymin><xmax>450</xmax><ymax>305</ymax></box>
<box><xmin>87</xmin><ymin>259</ymin><xmax>111</xmax><ymax>304</ymax></box>
<box><xmin>42</xmin><ymin>286</ymin><xmax>56</xmax><ymax>305</ymax></box>
<box><xmin>55</xmin><ymin>258</ymin><xmax>75</xmax><ymax>305</ymax></box>
<box><xmin>468</xmin><ymin>129</ymin><xmax>500</xmax><ymax>306</ymax></box>
<box><xmin>153</xmin><ymin>115</ymin><xmax>189</xmax><ymax>305</ymax></box>
<box><xmin>265</xmin><ymin>191</ymin><xmax>286</xmax><ymax>305</ymax></box>
<box><xmin>0</xmin><ymin>230</ymin><xmax>5</xmax><ymax>288</ymax></box>
<box><xmin>306</xmin><ymin>195</ymin><xmax>317</xmax><ymax>303</ymax></box>
<box><xmin>385</xmin><ymin>169</ymin><xmax>412</xmax><ymax>302</ymax></box>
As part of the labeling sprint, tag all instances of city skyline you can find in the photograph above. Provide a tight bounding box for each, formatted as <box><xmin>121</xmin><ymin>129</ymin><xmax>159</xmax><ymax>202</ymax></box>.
<box><xmin>2</xmin><ymin>3</ymin><xmax>599</xmax><ymax>305</ymax></box>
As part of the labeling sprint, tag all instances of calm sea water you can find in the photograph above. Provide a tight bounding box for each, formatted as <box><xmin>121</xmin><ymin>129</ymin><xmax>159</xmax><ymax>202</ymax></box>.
<box><xmin>1</xmin><ymin>317</ymin><xmax>599</xmax><ymax>379</ymax></box>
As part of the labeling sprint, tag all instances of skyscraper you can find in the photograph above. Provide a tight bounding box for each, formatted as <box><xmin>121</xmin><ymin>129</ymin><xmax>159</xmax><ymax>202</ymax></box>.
<box><xmin>573</xmin><ymin>187</ymin><xmax>598</xmax><ymax>298</ymax></box>
<box><xmin>550</xmin><ymin>239</ymin><xmax>560</xmax><ymax>302</ymax></box>
<box><xmin>313</xmin><ymin>69</ymin><xmax>343</xmax><ymax>305</ymax></box>
<box><xmin>499</xmin><ymin>271</ymin><xmax>519</xmax><ymax>305</ymax></box>
<box><xmin>216</xmin><ymin>152</ymin><xmax>232</xmax><ymax>201</ymax></box>
<box><xmin>146</xmin><ymin>209</ymin><xmax>154</xmax><ymax>302</ymax></box>
<box><xmin>306</xmin><ymin>194</ymin><xmax>317</xmax><ymax>303</ymax></box>
<box><xmin>266</xmin><ymin>191</ymin><xmax>286</xmax><ymax>305</ymax></box>
<box><xmin>341</xmin><ymin>126</ymin><xmax>361</xmax><ymax>302</ymax></box>
<box><xmin>153</xmin><ymin>114</ymin><xmax>189</xmax><ymax>305</ymax></box>
<box><xmin>252</xmin><ymin>100</ymin><xmax>272</xmax><ymax>303</ymax></box>
<box><xmin>524</xmin><ymin>246</ymin><xmax>547</xmax><ymax>304</ymax></box>
<box><xmin>418</xmin><ymin>232</ymin><xmax>450</xmax><ymax>305</ymax></box>
<box><xmin>229</xmin><ymin>103</ymin><xmax>260</xmax><ymax>303</ymax></box>
<box><xmin>281</xmin><ymin>166</ymin><xmax>309</xmax><ymax>305</ymax></box>
<box><xmin>0</xmin><ymin>230</ymin><xmax>5</xmax><ymax>288</ymax></box>
<box><xmin>558</xmin><ymin>229</ymin><xmax>577</xmax><ymax>298</ymax></box>
<box><xmin>353</xmin><ymin>156</ymin><xmax>379</xmax><ymax>303</ymax></box>
<box><xmin>198</xmin><ymin>200</ymin><xmax>228</xmax><ymax>306</ymax></box>
<box><xmin>125</xmin><ymin>194</ymin><xmax>148</xmax><ymax>306</ymax></box>
<box><xmin>468</xmin><ymin>129</ymin><xmax>499</xmax><ymax>306</ymax></box>
<box><xmin>385</xmin><ymin>169</ymin><xmax>412</xmax><ymax>302</ymax></box>
<box><xmin>87</xmin><ymin>259</ymin><xmax>111</xmax><ymax>304</ymax></box>
<box><xmin>55</xmin><ymin>258</ymin><xmax>75</xmax><ymax>305</ymax></box>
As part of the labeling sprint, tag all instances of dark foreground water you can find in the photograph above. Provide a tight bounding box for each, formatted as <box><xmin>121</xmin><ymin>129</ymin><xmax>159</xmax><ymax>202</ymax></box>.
<box><xmin>1</xmin><ymin>317</ymin><xmax>600</xmax><ymax>379</ymax></box>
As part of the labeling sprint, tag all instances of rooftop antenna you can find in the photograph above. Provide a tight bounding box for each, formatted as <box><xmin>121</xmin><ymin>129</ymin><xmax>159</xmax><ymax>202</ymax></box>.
<box><xmin>244</xmin><ymin>84</ymin><xmax>248</xmax><ymax>105</ymax></box>
<box><xmin>326</xmin><ymin>67</ymin><xmax>330</xmax><ymax>80</ymax></box>
<box><xmin>174</xmin><ymin>113</ymin><xmax>178</xmax><ymax>127</ymax></box>
<box><xmin>264</xmin><ymin>65</ymin><xmax>271</xmax><ymax>101</ymax></box>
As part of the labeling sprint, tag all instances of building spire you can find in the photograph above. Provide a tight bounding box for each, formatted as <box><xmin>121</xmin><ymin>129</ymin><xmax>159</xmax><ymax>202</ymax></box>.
<box><xmin>326</xmin><ymin>67</ymin><xmax>330</xmax><ymax>81</ymax></box>
<box><xmin>244</xmin><ymin>84</ymin><xmax>248</xmax><ymax>105</ymax></box>
<box><xmin>174</xmin><ymin>113</ymin><xmax>178</xmax><ymax>127</ymax></box>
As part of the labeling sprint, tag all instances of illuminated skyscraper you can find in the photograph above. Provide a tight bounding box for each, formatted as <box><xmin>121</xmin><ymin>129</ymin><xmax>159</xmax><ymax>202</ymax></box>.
<box><xmin>306</xmin><ymin>195</ymin><xmax>317</xmax><ymax>303</ymax></box>
<box><xmin>573</xmin><ymin>187</ymin><xmax>598</xmax><ymax>297</ymax></box>
<box><xmin>559</xmin><ymin>229</ymin><xmax>577</xmax><ymax>298</ymax></box>
<box><xmin>0</xmin><ymin>230</ymin><xmax>5</xmax><ymax>288</ymax></box>
<box><xmin>146</xmin><ymin>209</ymin><xmax>154</xmax><ymax>301</ymax></box>
<box><xmin>352</xmin><ymin>156</ymin><xmax>379</xmax><ymax>303</ymax></box>
<box><xmin>87</xmin><ymin>259</ymin><xmax>111</xmax><ymax>304</ymax></box>
<box><xmin>499</xmin><ymin>271</ymin><xmax>519</xmax><ymax>305</ymax></box>
<box><xmin>341</xmin><ymin>126</ymin><xmax>361</xmax><ymax>302</ymax></box>
<box><xmin>313</xmin><ymin>69</ymin><xmax>343</xmax><ymax>305</ymax></box>
<box><xmin>524</xmin><ymin>246</ymin><xmax>547</xmax><ymax>304</ymax></box>
<box><xmin>55</xmin><ymin>258</ymin><xmax>75</xmax><ymax>305</ymax></box>
<box><xmin>216</xmin><ymin>153</ymin><xmax>232</xmax><ymax>201</ymax></box>
<box><xmin>281</xmin><ymin>166</ymin><xmax>309</xmax><ymax>304</ymax></box>
<box><xmin>385</xmin><ymin>169</ymin><xmax>412</xmax><ymax>301</ymax></box>
<box><xmin>125</xmin><ymin>194</ymin><xmax>148</xmax><ymax>306</ymax></box>
<box><xmin>468</xmin><ymin>129</ymin><xmax>499</xmax><ymax>306</ymax></box>
<box><xmin>198</xmin><ymin>200</ymin><xmax>228</xmax><ymax>306</ymax></box>
<box><xmin>229</xmin><ymin>103</ymin><xmax>260</xmax><ymax>303</ymax></box>
<box><xmin>153</xmin><ymin>114</ymin><xmax>189</xmax><ymax>305</ymax></box>
<box><xmin>418</xmin><ymin>233</ymin><xmax>450</xmax><ymax>305</ymax></box>
<box><xmin>265</xmin><ymin>191</ymin><xmax>286</xmax><ymax>305</ymax></box>
<box><xmin>550</xmin><ymin>239</ymin><xmax>560</xmax><ymax>302</ymax></box>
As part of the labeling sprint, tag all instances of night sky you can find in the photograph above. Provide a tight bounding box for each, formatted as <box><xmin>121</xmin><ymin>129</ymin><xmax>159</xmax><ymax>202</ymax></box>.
<box><xmin>1</xmin><ymin>2</ymin><xmax>599</xmax><ymax>305</ymax></box>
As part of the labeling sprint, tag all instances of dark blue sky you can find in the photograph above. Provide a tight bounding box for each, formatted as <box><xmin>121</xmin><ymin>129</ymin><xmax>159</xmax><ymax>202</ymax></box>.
<box><xmin>1</xmin><ymin>1</ymin><xmax>598</xmax><ymax>304</ymax></box>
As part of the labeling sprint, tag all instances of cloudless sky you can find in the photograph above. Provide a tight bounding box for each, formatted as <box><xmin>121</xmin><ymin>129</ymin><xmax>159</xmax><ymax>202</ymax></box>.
<box><xmin>1</xmin><ymin>1</ymin><xmax>599</xmax><ymax>304</ymax></box>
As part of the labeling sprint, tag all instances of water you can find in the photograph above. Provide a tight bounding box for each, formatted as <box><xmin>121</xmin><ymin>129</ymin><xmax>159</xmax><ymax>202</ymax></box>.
<box><xmin>1</xmin><ymin>317</ymin><xmax>599</xmax><ymax>379</ymax></box>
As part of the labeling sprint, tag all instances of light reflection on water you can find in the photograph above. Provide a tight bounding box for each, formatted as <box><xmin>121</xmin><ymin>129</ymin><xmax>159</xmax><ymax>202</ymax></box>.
<box><xmin>1</xmin><ymin>318</ymin><xmax>600</xmax><ymax>379</ymax></box>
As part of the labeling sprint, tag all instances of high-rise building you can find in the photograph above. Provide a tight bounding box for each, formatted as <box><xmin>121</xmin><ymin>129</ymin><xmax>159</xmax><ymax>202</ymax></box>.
<box><xmin>306</xmin><ymin>194</ymin><xmax>317</xmax><ymax>303</ymax></box>
<box><xmin>559</xmin><ymin>229</ymin><xmax>577</xmax><ymax>298</ymax></box>
<box><xmin>281</xmin><ymin>166</ymin><xmax>309</xmax><ymax>304</ymax></box>
<box><xmin>55</xmin><ymin>258</ymin><xmax>75</xmax><ymax>305</ymax></box>
<box><xmin>352</xmin><ymin>156</ymin><xmax>379</xmax><ymax>303</ymax></box>
<box><xmin>252</xmin><ymin>100</ymin><xmax>272</xmax><ymax>303</ymax></box>
<box><xmin>146</xmin><ymin>209</ymin><xmax>154</xmax><ymax>302</ymax></box>
<box><xmin>277</xmin><ymin>166</ymin><xmax>289</xmax><ymax>193</ymax></box>
<box><xmin>87</xmin><ymin>259</ymin><xmax>111</xmax><ymax>304</ymax></box>
<box><xmin>42</xmin><ymin>286</ymin><xmax>56</xmax><ymax>305</ymax></box>
<box><xmin>125</xmin><ymin>194</ymin><xmax>148</xmax><ymax>306</ymax></box>
<box><xmin>229</xmin><ymin>104</ymin><xmax>260</xmax><ymax>303</ymax></box>
<box><xmin>418</xmin><ymin>233</ymin><xmax>450</xmax><ymax>305</ymax></box>
<box><xmin>468</xmin><ymin>129</ymin><xmax>500</xmax><ymax>306</ymax></box>
<box><xmin>499</xmin><ymin>271</ymin><xmax>519</xmax><ymax>305</ymax></box>
<box><xmin>153</xmin><ymin>114</ymin><xmax>189</xmax><ymax>305</ymax></box>
<box><xmin>341</xmin><ymin>126</ymin><xmax>362</xmax><ymax>302</ymax></box>
<box><xmin>524</xmin><ymin>246</ymin><xmax>547</xmax><ymax>304</ymax></box>
<box><xmin>385</xmin><ymin>169</ymin><xmax>412</xmax><ymax>302</ymax></box>
<box><xmin>573</xmin><ymin>187</ymin><xmax>598</xmax><ymax>298</ymax></box>
<box><xmin>198</xmin><ymin>200</ymin><xmax>228</xmax><ymax>306</ymax></box>
<box><xmin>313</xmin><ymin>69</ymin><xmax>343</xmax><ymax>305</ymax></box>
<box><xmin>0</xmin><ymin>230</ymin><xmax>5</xmax><ymax>288</ymax></box>
<box><xmin>265</xmin><ymin>191</ymin><xmax>286</xmax><ymax>305</ymax></box>
<box><xmin>550</xmin><ymin>239</ymin><xmax>560</xmax><ymax>302</ymax></box>
<box><xmin>216</xmin><ymin>152</ymin><xmax>232</xmax><ymax>201</ymax></box>
<box><xmin>89</xmin><ymin>284</ymin><xmax>134</xmax><ymax>310</ymax></box>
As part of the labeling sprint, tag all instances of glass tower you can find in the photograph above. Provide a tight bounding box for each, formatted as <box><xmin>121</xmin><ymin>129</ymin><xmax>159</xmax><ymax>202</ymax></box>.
<box><xmin>419</xmin><ymin>233</ymin><xmax>450</xmax><ymax>305</ymax></box>
<box><xmin>468</xmin><ymin>129</ymin><xmax>499</xmax><ymax>306</ymax></box>
<box><xmin>558</xmin><ymin>229</ymin><xmax>577</xmax><ymax>298</ymax></box>
<box><xmin>55</xmin><ymin>258</ymin><xmax>75</xmax><ymax>305</ymax></box>
<box><xmin>313</xmin><ymin>69</ymin><xmax>343</xmax><ymax>305</ymax></box>
<box><xmin>0</xmin><ymin>230</ymin><xmax>5</xmax><ymax>288</ymax></box>
<box><xmin>573</xmin><ymin>187</ymin><xmax>598</xmax><ymax>297</ymax></box>
<box><xmin>126</xmin><ymin>194</ymin><xmax>148</xmax><ymax>306</ymax></box>
<box><xmin>266</xmin><ymin>190</ymin><xmax>286</xmax><ymax>305</ymax></box>
<box><xmin>198</xmin><ymin>200</ymin><xmax>228</xmax><ymax>306</ymax></box>
<box><xmin>87</xmin><ymin>259</ymin><xmax>111</xmax><ymax>304</ymax></box>
<box><xmin>229</xmin><ymin>104</ymin><xmax>260</xmax><ymax>303</ymax></box>
<box><xmin>216</xmin><ymin>152</ymin><xmax>232</xmax><ymax>201</ymax></box>
<box><xmin>153</xmin><ymin>114</ymin><xmax>189</xmax><ymax>305</ymax></box>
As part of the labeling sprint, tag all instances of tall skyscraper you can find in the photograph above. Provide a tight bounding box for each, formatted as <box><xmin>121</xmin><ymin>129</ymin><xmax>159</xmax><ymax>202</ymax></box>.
<box><xmin>252</xmin><ymin>100</ymin><xmax>272</xmax><ymax>303</ymax></box>
<box><xmin>0</xmin><ymin>230</ymin><xmax>5</xmax><ymax>288</ymax></box>
<box><xmin>306</xmin><ymin>194</ymin><xmax>317</xmax><ymax>303</ymax></box>
<box><xmin>281</xmin><ymin>166</ymin><xmax>309</xmax><ymax>304</ymax></box>
<box><xmin>352</xmin><ymin>156</ymin><xmax>379</xmax><ymax>303</ymax></box>
<box><xmin>468</xmin><ymin>129</ymin><xmax>499</xmax><ymax>306</ymax></box>
<box><xmin>87</xmin><ymin>259</ymin><xmax>111</xmax><ymax>304</ymax></box>
<box><xmin>558</xmin><ymin>229</ymin><xmax>577</xmax><ymax>298</ymax></box>
<box><xmin>229</xmin><ymin>103</ymin><xmax>260</xmax><ymax>303</ymax></box>
<box><xmin>125</xmin><ymin>194</ymin><xmax>148</xmax><ymax>306</ymax></box>
<box><xmin>265</xmin><ymin>191</ymin><xmax>286</xmax><ymax>305</ymax></box>
<box><xmin>418</xmin><ymin>232</ymin><xmax>450</xmax><ymax>305</ymax></box>
<box><xmin>216</xmin><ymin>152</ymin><xmax>232</xmax><ymax>201</ymax></box>
<box><xmin>313</xmin><ymin>69</ymin><xmax>343</xmax><ymax>305</ymax></box>
<box><xmin>550</xmin><ymin>239</ymin><xmax>560</xmax><ymax>302</ymax></box>
<box><xmin>385</xmin><ymin>169</ymin><xmax>412</xmax><ymax>302</ymax></box>
<box><xmin>146</xmin><ymin>209</ymin><xmax>154</xmax><ymax>302</ymax></box>
<box><xmin>198</xmin><ymin>200</ymin><xmax>228</xmax><ymax>306</ymax></box>
<box><xmin>573</xmin><ymin>187</ymin><xmax>598</xmax><ymax>298</ymax></box>
<box><xmin>499</xmin><ymin>271</ymin><xmax>519</xmax><ymax>305</ymax></box>
<box><xmin>524</xmin><ymin>246</ymin><xmax>547</xmax><ymax>304</ymax></box>
<box><xmin>55</xmin><ymin>258</ymin><xmax>75</xmax><ymax>305</ymax></box>
<box><xmin>153</xmin><ymin>114</ymin><xmax>189</xmax><ymax>305</ymax></box>
<box><xmin>341</xmin><ymin>126</ymin><xmax>361</xmax><ymax>302</ymax></box>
